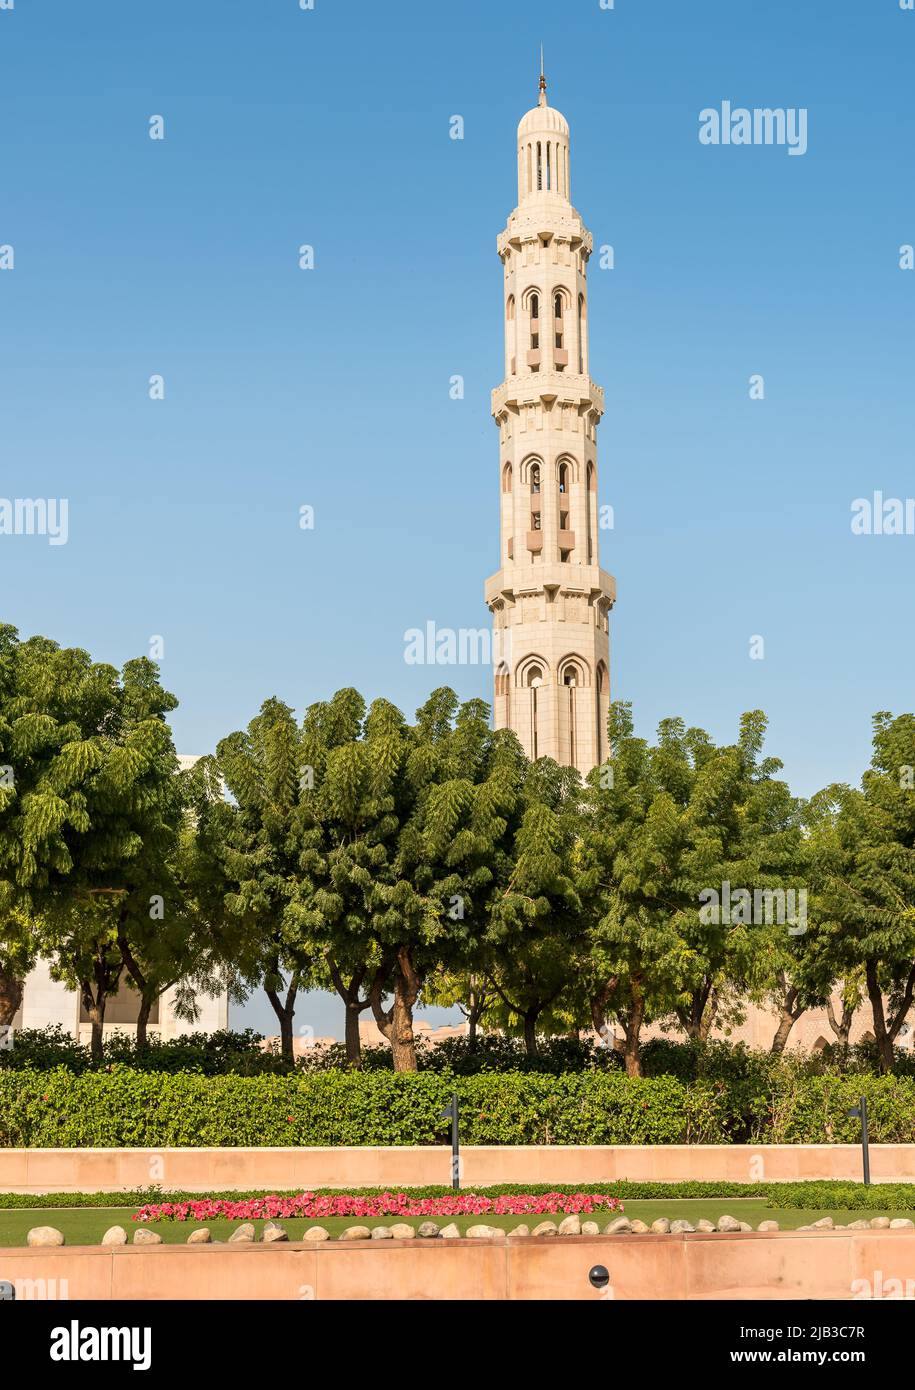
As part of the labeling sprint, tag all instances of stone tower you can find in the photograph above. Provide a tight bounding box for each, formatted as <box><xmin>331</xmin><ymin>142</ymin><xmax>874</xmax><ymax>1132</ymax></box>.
<box><xmin>485</xmin><ymin>69</ymin><xmax>616</xmax><ymax>777</ymax></box>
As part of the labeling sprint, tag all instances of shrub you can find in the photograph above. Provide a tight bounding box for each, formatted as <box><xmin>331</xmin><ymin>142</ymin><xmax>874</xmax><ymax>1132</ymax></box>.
<box><xmin>4</xmin><ymin>1066</ymin><xmax>913</xmax><ymax>1148</ymax></box>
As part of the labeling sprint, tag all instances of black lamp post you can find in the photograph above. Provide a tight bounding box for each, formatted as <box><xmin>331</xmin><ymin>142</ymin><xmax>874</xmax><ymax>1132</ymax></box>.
<box><xmin>847</xmin><ymin>1095</ymin><xmax>871</xmax><ymax>1185</ymax></box>
<box><xmin>440</xmin><ymin>1092</ymin><xmax>460</xmax><ymax>1191</ymax></box>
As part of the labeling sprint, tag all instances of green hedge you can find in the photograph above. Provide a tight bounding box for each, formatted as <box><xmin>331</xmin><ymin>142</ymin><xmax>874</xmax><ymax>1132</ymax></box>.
<box><xmin>2</xmin><ymin>1068</ymin><xmax>915</xmax><ymax>1148</ymax></box>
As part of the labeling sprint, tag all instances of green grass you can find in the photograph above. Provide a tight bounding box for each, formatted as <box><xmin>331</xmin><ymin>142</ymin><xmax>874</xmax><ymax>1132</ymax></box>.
<box><xmin>4</xmin><ymin>1199</ymin><xmax>915</xmax><ymax>1247</ymax></box>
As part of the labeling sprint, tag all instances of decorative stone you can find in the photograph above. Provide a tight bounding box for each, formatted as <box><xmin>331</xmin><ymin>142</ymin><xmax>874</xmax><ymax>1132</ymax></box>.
<box><xmin>869</xmin><ymin>1217</ymin><xmax>891</xmax><ymax>1230</ymax></box>
<box><xmin>417</xmin><ymin>1222</ymin><xmax>440</xmax><ymax>1239</ymax></box>
<box><xmin>531</xmin><ymin>1221</ymin><xmax>559</xmax><ymax>1237</ymax></box>
<box><xmin>796</xmin><ymin>1225</ymin><xmax>813</xmax><ymax>1231</ymax></box>
<box><xmin>696</xmin><ymin>1220</ymin><xmax>716</xmax><ymax>1233</ymax></box>
<box><xmin>508</xmin><ymin>1224</ymin><xmax>530</xmax><ymax>1238</ymax></box>
<box><xmin>466</xmin><ymin>1224</ymin><xmax>496</xmax><ymax>1239</ymax></box>
<box><xmin>558</xmin><ymin>1214</ymin><xmax>581</xmax><ymax>1236</ymax></box>
<box><xmin>603</xmin><ymin>1217</ymin><xmax>631</xmax><ymax>1235</ymax></box>
<box><xmin>133</xmin><ymin>1228</ymin><xmax>162</xmax><ymax>1245</ymax></box>
<box><xmin>186</xmin><ymin>1228</ymin><xmax>212</xmax><ymax>1245</ymax></box>
<box><xmin>371</xmin><ymin>1226</ymin><xmax>393</xmax><ymax>1239</ymax></box>
<box><xmin>650</xmin><ymin>1218</ymin><xmax>671</xmax><ymax>1234</ymax></box>
<box><xmin>302</xmin><ymin>1226</ymin><xmax>330</xmax><ymax>1242</ymax></box>
<box><xmin>581</xmin><ymin>1221</ymin><xmax>600</xmax><ymax>1236</ymax></box>
<box><xmin>101</xmin><ymin>1226</ymin><xmax>128</xmax><ymax>1246</ymax></box>
<box><xmin>670</xmin><ymin>1219</ymin><xmax>695</xmax><ymax>1233</ymax></box>
<box><xmin>262</xmin><ymin>1222</ymin><xmax>288</xmax><ymax>1243</ymax></box>
<box><xmin>738</xmin><ymin>1222</ymin><xmax>753</xmax><ymax>1232</ymax></box>
<box><xmin>757</xmin><ymin>1221</ymin><xmax>780</xmax><ymax>1232</ymax></box>
<box><xmin>716</xmin><ymin>1215</ymin><xmax>741</xmax><ymax>1233</ymax></box>
<box><xmin>228</xmin><ymin>1223</ymin><xmax>256</xmax><ymax>1244</ymax></box>
<box><xmin>439</xmin><ymin>1223</ymin><xmax>461</xmax><ymax>1239</ymax></box>
<box><xmin>812</xmin><ymin>1217</ymin><xmax>834</xmax><ymax>1230</ymax></box>
<box><xmin>629</xmin><ymin>1219</ymin><xmax>650</xmax><ymax>1234</ymax></box>
<box><xmin>27</xmin><ymin>1226</ymin><xmax>65</xmax><ymax>1248</ymax></box>
<box><xmin>848</xmin><ymin>1220</ymin><xmax>870</xmax><ymax>1230</ymax></box>
<box><xmin>390</xmin><ymin>1224</ymin><xmax>415</xmax><ymax>1240</ymax></box>
<box><xmin>339</xmin><ymin>1226</ymin><xmax>371</xmax><ymax>1241</ymax></box>
<box><xmin>890</xmin><ymin>1218</ymin><xmax>915</xmax><ymax>1229</ymax></box>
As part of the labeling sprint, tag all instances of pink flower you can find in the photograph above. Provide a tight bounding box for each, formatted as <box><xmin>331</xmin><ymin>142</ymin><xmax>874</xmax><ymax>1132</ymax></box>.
<box><xmin>131</xmin><ymin>1191</ymin><xmax>623</xmax><ymax>1223</ymax></box>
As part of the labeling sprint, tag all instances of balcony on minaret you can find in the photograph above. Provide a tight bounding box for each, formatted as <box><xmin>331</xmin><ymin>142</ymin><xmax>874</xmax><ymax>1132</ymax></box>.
<box><xmin>553</xmin><ymin>348</ymin><xmax>568</xmax><ymax>368</ymax></box>
<box><xmin>526</xmin><ymin>530</ymin><xmax>543</xmax><ymax>554</ymax></box>
<box><xmin>526</xmin><ymin>349</ymin><xmax>541</xmax><ymax>368</ymax></box>
<box><xmin>558</xmin><ymin>529</ymin><xmax>575</xmax><ymax>552</ymax></box>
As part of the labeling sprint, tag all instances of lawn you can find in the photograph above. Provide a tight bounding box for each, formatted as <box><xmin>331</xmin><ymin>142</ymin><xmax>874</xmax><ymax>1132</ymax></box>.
<box><xmin>4</xmin><ymin>1199</ymin><xmax>915</xmax><ymax>1247</ymax></box>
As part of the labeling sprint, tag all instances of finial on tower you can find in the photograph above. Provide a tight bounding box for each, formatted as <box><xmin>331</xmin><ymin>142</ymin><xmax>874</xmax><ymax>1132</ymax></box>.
<box><xmin>538</xmin><ymin>45</ymin><xmax>547</xmax><ymax>106</ymax></box>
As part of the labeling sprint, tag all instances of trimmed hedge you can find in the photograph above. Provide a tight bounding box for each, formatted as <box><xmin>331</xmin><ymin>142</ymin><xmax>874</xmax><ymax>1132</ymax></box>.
<box><xmin>3</xmin><ymin>1067</ymin><xmax>915</xmax><ymax>1148</ymax></box>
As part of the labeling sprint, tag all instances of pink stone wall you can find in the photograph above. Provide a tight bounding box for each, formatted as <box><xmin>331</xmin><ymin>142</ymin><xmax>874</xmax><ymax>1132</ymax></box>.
<box><xmin>2</xmin><ymin>1229</ymin><xmax>913</xmax><ymax>1301</ymax></box>
<box><xmin>0</xmin><ymin>1143</ymin><xmax>910</xmax><ymax>1194</ymax></box>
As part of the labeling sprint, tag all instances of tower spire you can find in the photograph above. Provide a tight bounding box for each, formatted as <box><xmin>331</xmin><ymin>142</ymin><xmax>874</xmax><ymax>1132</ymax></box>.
<box><xmin>538</xmin><ymin>45</ymin><xmax>547</xmax><ymax>105</ymax></box>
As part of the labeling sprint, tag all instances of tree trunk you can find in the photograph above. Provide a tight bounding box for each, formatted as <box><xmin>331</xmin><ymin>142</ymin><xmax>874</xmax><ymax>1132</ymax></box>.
<box><xmin>344</xmin><ymin>1003</ymin><xmax>362</xmax><ymax>1066</ymax></box>
<box><xmin>136</xmin><ymin>996</ymin><xmax>153</xmax><ymax>1052</ymax></box>
<box><xmin>0</xmin><ymin>970</ymin><xmax>23</xmax><ymax>1028</ymax></box>
<box><xmin>589</xmin><ymin>977</ymin><xmax>619</xmax><ymax>1046</ymax></box>
<box><xmin>678</xmin><ymin>978</ymin><xmax>714</xmax><ymax>1041</ymax></box>
<box><xmin>463</xmin><ymin>977</ymin><xmax>487</xmax><ymax>1052</ymax></box>
<box><xmin>264</xmin><ymin>976</ymin><xmax>299</xmax><ymax>1066</ymax></box>
<box><xmin>864</xmin><ymin>959</ymin><xmax>915</xmax><ymax>1070</ymax></box>
<box><xmin>115</xmin><ymin>911</ymin><xmax>162</xmax><ymax>1053</ymax></box>
<box><xmin>327</xmin><ymin>958</ymin><xmax>372</xmax><ymax>1068</ymax></box>
<box><xmin>80</xmin><ymin>949</ymin><xmax>122</xmax><ymax>1063</ymax></box>
<box><xmin>825</xmin><ymin>994</ymin><xmax>855</xmax><ymax>1051</ymax></box>
<box><xmin>369</xmin><ymin>946</ymin><xmax>421</xmax><ymax>1072</ymax></box>
<box><xmin>81</xmin><ymin>992</ymin><xmax>106</xmax><ymax>1063</ymax></box>
<box><xmin>522</xmin><ymin>1007</ymin><xmax>539</xmax><ymax>1057</ymax></box>
<box><xmin>770</xmin><ymin>973</ymin><xmax>805</xmax><ymax>1055</ymax></box>
<box><xmin>621</xmin><ymin>973</ymin><xmax>645</xmax><ymax>1077</ymax></box>
<box><xmin>770</xmin><ymin>1008</ymin><xmax>797</xmax><ymax>1055</ymax></box>
<box><xmin>865</xmin><ymin>958</ymin><xmax>894</xmax><ymax>1074</ymax></box>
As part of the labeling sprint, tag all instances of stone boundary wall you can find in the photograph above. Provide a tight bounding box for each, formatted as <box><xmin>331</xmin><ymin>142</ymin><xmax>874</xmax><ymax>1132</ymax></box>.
<box><xmin>2</xmin><ymin>1229</ymin><xmax>913</xmax><ymax>1300</ymax></box>
<box><xmin>1</xmin><ymin>1144</ymin><xmax>912</xmax><ymax>1194</ymax></box>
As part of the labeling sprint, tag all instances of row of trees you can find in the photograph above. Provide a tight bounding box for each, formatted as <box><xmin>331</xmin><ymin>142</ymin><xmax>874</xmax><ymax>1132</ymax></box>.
<box><xmin>1</xmin><ymin>624</ymin><xmax>914</xmax><ymax>1074</ymax></box>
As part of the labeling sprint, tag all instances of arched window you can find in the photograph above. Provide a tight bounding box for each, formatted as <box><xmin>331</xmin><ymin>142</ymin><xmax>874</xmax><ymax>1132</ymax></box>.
<box><xmin>502</xmin><ymin>462</ymin><xmax>513</xmax><ymax>492</ymax></box>
<box><xmin>586</xmin><ymin>462</ymin><xmax>595</xmax><ymax>562</ymax></box>
<box><xmin>522</xmin><ymin>661</ymin><xmax>544</xmax><ymax>760</ymax></box>
<box><xmin>530</xmin><ymin>463</ymin><xmax>541</xmax><ymax>494</ymax></box>
<box><xmin>558</xmin><ymin>461</ymin><xmax>569</xmax><ymax>493</ymax></box>
<box><xmin>577</xmin><ymin>294</ymin><xmax>586</xmax><ymax>373</ymax></box>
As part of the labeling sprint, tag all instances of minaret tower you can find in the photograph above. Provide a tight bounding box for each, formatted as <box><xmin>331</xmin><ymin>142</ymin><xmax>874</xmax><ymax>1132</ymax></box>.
<box><xmin>486</xmin><ymin>66</ymin><xmax>616</xmax><ymax>777</ymax></box>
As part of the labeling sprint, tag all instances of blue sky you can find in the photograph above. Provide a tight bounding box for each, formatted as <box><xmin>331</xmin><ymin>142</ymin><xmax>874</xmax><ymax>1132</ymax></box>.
<box><xmin>2</xmin><ymin>0</ymin><xmax>913</xmax><ymax>1036</ymax></box>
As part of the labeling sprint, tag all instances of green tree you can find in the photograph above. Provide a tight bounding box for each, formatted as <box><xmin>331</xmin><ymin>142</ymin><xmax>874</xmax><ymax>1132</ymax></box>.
<box><xmin>486</xmin><ymin>758</ymin><xmax>586</xmax><ymax>1055</ymax></box>
<box><xmin>811</xmin><ymin>713</ymin><xmax>915</xmax><ymax>1071</ymax></box>
<box><xmin>39</xmin><ymin>656</ymin><xmax>186</xmax><ymax>1059</ymax></box>
<box><xmin>187</xmin><ymin>697</ymin><xmax>315</xmax><ymax>1064</ymax></box>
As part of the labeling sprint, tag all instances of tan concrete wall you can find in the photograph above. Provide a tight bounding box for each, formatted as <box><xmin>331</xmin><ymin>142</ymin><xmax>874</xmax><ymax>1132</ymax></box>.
<box><xmin>2</xmin><ymin>1230</ymin><xmax>914</xmax><ymax>1301</ymax></box>
<box><xmin>1</xmin><ymin>1143</ymin><xmax>912</xmax><ymax>1194</ymax></box>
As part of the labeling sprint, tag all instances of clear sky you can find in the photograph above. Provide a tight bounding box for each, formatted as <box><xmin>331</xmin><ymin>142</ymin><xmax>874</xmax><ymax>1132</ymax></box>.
<box><xmin>2</xmin><ymin>0</ymin><xmax>913</xmax><ymax>1037</ymax></box>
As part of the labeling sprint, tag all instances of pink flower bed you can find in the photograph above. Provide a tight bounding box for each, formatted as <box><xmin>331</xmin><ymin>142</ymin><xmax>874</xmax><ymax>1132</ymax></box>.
<box><xmin>133</xmin><ymin>1191</ymin><xmax>623</xmax><ymax>1224</ymax></box>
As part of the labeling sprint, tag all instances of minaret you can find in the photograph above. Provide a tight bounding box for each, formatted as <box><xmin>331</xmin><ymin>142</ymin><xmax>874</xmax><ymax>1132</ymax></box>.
<box><xmin>485</xmin><ymin>68</ymin><xmax>616</xmax><ymax>777</ymax></box>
